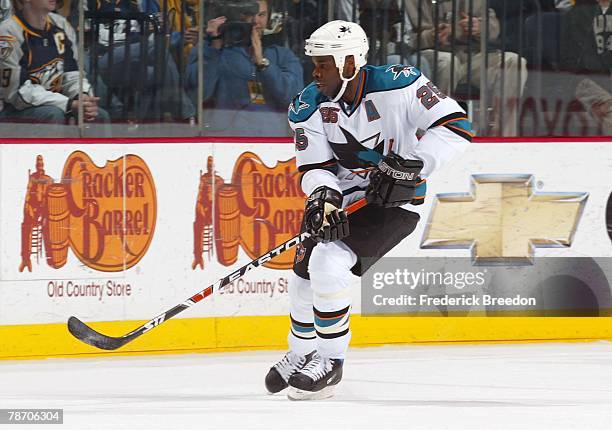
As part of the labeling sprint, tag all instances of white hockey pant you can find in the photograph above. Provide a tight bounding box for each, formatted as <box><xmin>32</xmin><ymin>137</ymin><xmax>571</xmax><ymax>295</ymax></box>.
<box><xmin>288</xmin><ymin>241</ymin><xmax>357</xmax><ymax>360</ymax></box>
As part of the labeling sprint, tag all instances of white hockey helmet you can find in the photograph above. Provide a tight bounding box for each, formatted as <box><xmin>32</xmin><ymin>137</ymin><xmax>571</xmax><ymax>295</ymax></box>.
<box><xmin>305</xmin><ymin>20</ymin><xmax>369</xmax><ymax>101</ymax></box>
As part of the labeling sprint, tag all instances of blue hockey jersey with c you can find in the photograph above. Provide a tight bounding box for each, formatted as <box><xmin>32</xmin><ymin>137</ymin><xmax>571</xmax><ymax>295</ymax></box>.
<box><xmin>0</xmin><ymin>12</ymin><xmax>92</xmax><ymax>113</ymax></box>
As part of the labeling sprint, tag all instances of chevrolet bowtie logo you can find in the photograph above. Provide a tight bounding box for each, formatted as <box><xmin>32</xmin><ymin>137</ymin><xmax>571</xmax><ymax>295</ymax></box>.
<box><xmin>421</xmin><ymin>175</ymin><xmax>588</xmax><ymax>264</ymax></box>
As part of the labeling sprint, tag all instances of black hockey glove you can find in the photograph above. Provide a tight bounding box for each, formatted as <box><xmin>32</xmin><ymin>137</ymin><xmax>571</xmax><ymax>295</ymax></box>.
<box><xmin>366</xmin><ymin>152</ymin><xmax>424</xmax><ymax>208</ymax></box>
<box><xmin>304</xmin><ymin>186</ymin><xmax>349</xmax><ymax>243</ymax></box>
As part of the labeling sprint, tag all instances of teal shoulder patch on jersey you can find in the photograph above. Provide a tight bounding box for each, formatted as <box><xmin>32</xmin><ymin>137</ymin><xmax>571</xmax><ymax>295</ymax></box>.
<box><xmin>364</xmin><ymin>64</ymin><xmax>422</xmax><ymax>94</ymax></box>
<box><xmin>288</xmin><ymin>83</ymin><xmax>328</xmax><ymax>123</ymax></box>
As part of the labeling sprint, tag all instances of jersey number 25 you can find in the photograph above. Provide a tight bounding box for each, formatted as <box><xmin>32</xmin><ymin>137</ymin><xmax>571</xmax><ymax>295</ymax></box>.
<box><xmin>417</xmin><ymin>81</ymin><xmax>446</xmax><ymax>110</ymax></box>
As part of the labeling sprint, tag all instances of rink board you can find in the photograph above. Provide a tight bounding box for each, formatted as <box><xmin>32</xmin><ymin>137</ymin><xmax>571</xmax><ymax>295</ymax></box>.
<box><xmin>0</xmin><ymin>138</ymin><xmax>611</xmax><ymax>359</ymax></box>
<box><xmin>1</xmin><ymin>315</ymin><xmax>612</xmax><ymax>360</ymax></box>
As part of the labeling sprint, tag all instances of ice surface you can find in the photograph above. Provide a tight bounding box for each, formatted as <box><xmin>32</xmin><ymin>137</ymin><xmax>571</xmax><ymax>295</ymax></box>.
<box><xmin>1</xmin><ymin>342</ymin><xmax>611</xmax><ymax>429</ymax></box>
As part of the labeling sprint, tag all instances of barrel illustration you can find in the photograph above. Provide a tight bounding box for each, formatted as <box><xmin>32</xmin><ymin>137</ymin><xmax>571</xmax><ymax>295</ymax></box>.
<box><xmin>43</xmin><ymin>183</ymin><xmax>70</xmax><ymax>269</ymax></box>
<box><xmin>215</xmin><ymin>184</ymin><xmax>240</xmax><ymax>266</ymax></box>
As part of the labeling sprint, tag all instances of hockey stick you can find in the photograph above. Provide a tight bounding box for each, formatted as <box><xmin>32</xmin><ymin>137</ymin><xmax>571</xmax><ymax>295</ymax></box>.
<box><xmin>68</xmin><ymin>198</ymin><xmax>367</xmax><ymax>350</ymax></box>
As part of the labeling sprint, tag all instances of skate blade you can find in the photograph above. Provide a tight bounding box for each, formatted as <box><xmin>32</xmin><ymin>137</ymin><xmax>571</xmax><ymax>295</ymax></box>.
<box><xmin>287</xmin><ymin>385</ymin><xmax>335</xmax><ymax>401</ymax></box>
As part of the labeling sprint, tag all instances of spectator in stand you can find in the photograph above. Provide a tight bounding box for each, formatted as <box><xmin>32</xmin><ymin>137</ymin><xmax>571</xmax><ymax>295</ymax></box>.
<box><xmin>405</xmin><ymin>0</ymin><xmax>527</xmax><ymax>136</ymax></box>
<box><xmin>337</xmin><ymin>0</ymin><xmax>359</xmax><ymax>21</ymax></box>
<box><xmin>0</xmin><ymin>0</ymin><xmax>11</xmax><ymax>117</ymax></box>
<box><xmin>282</xmin><ymin>0</ymin><xmax>330</xmax><ymax>81</ymax></box>
<box><xmin>562</xmin><ymin>0</ymin><xmax>611</xmax><ymax>134</ymax></box>
<box><xmin>0</xmin><ymin>0</ymin><xmax>108</xmax><ymax>125</ymax></box>
<box><xmin>139</xmin><ymin>0</ymin><xmax>198</xmax><ymax>64</ymax></box>
<box><xmin>489</xmin><ymin>1</ymin><xmax>561</xmax><ymax>54</ymax></box>
<box><xmin>185</xmin><ymin>0</ymin><xmax>302</xmax><ymax>136</ymax></box>
<box><xmin>82</xmin><ymin>0</ymin><xmax>195</xmax><ymax>123</ymax></box>
<box><xmin>1</xmin><ymin>0</ymin><xmax>12</xmax><ymax>22</ymax></box>
<box><xmin>359</xmin><ymin>0</ymin><xmax>432</xmax><ymax>76</ymax></box>
<box><xmin>359</xmin><ymin>0</ymin><xmax>400</xmax><ymax>64</ymax></box>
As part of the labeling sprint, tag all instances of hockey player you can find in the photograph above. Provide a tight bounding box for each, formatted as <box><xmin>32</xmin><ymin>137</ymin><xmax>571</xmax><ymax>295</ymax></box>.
<box><xmin>265</xmin><ymin>20</ymin><xmax>472</xmax><ymax>400</ymax></box>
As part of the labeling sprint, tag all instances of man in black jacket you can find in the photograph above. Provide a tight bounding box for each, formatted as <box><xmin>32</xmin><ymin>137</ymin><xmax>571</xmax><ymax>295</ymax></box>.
<box><xmin>562</xmin><ymin>0</ymin><xmax>611</xmax><ymax>134</ymax></box>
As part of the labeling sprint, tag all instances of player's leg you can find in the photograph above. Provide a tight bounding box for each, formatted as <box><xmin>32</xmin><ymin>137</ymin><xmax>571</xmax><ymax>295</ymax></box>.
<box><xmin>265</xmin><ymin>241</ymin><xmax>317</xmax><ymax>394</ymax></box>
<box><xmin>287</xmin><ymin>240</ymin><xmax>356</xmax><ymax>400</ymax></box>
<box><xmin>265</xmin><ymin>273</ymin><xmax>316</xmax><ymax>393</ymax></box>
<box><xmin>287</xmin><ymin>274</ymin><xmax>317</xmax><ymax>355</ymax></box>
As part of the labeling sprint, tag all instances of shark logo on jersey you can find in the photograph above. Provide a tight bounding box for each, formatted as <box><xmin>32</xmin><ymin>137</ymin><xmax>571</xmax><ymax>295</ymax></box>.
<box><xmin>386</xmin><ymin>64</ymin><xmax>419</xmax><ymax>81</ymax></box>
<box><xmin>289</xmin><ymin>91</ymin><xmax>311</xmax><ymax>115</ymax></box>
<box><xmin>329</xmin><ymin>126</ymin><xmax>385</xmax><ymax>170</ymax></box>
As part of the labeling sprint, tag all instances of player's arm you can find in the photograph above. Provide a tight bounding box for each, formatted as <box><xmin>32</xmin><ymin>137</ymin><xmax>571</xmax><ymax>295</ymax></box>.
<box><xmin>366</xmin><ymin>72</ymin><xmax>470</xmax><ymax>208</ymax></box>
<box><xmin>403</xmin><ymin>74</ymin><xmax>472</xmax><ymax>178</ymax></box>
<box><xmin>289</xmin><ymin>92</ymin><xmax>340</xmax><ymax>196</ymax></box>
<box><xmin>289</xmin><ymin>95</ymin><xmax>348</xmax><ymax>243</ymax></box>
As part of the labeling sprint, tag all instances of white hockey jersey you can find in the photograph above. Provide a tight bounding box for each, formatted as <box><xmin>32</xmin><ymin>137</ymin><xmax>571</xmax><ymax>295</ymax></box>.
<box><xmin>288</xmin><ymin>64</ymin><xmax>472</xmax><ymax>205</ymax></box>
<box><xmin>0</xmin><ymin>0</ymin><xmax>12</xmax><ymax>23</ymax></box>
<box><xmin>0</xmin><ymin>13</ymin><xmax>92</xmax><ymax>113</ymax></box>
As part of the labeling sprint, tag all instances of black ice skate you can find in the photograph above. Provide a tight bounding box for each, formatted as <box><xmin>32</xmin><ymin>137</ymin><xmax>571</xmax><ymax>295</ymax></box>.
<box><xmin>287</xmin><ymin>353</ymin><xmax>343</xmax><ymax>400</ymax></box>
<box><xmin>265</xmin><ymin>351</ymin><xmax>315</xmax><ymax>394</ymax></box>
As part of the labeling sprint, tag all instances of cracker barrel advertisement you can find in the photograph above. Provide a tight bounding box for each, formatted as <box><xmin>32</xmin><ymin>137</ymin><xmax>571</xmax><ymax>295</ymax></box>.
<box><xmin>19</xmin><ymin>151</ymin><xmax>157</xmax><ymax>273</ymax></box>
<box><xmin>0</xmin><ymin>141</ymin><xmax>611</xmax><ymax>351</ymax></box>
<box><xmin>193</xmin><ymin>152</ymin><xmax>306</xmax><ymax>271</ymax></box>
<box><xmin>2</xmin><ymin>144</ymin><xmax>305</xmax><ymax>327</ymax></box>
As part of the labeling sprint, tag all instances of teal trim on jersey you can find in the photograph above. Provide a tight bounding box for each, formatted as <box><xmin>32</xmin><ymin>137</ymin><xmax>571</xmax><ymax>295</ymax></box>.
<box><xmin>357</xmin><ymin>149</ymin><xmax>384</xmax><ymax>165</ymax></box>
<box><xmin>339</xmin><ymin>69</ymin><xmax>367</xmax><ymax>117</ymax></box>
<box><xmin>447</xmin><ymin>118</ymin><xmax>472</xmax><ymax>133</ymax></box>
<box><xmin>415</xmin><ymin>180</ymin><xmax>427</xmax><ymax>198</ymax></box>
<box><xmin>288</xmin><ymin>65</ymin><xmax>421</xmax><ymax>123</ymax></box>
<box><xmin>314</xmin><ymin>314</ymin><xmax>345</xmax><ymax>328</ymax></box>
<box><xmin>364</xmin><ymin>64</ymin><xmax>422</xmax><ymax>95</ymax></box>
<box><xmin>291</xmin><ymin>322</ymin><xmax>315</xmax><ymax>334</ymax></box>
<box><xmin>288</xmin><ymin>82</ymin><xmax>329</xmax><ymax>124</ymax></box>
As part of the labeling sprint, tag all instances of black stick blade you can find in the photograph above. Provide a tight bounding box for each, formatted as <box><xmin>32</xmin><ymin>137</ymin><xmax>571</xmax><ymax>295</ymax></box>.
<box><xmin>67</xmin><ymin>316</ymin><xmax>127</xmax><ymax>351</ymax></box>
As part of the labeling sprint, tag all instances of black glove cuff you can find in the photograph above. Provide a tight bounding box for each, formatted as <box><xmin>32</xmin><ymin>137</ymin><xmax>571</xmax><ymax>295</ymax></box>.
<box><xmin>377</xmin><ymin>152</ymin><xmax>423</xmax><ymax>183</ymax></box>
<box><xmin>304</xmin><ymin>186</ymin><xmax>343</xmax><ymax>232</ymax></box>
<box><xmin>366</xmin><ymin>152</ymin><xmax>424</xmax><ymax>208</ymax></box>
<box><xmin>308</xmin><ymin>186</ymin><xmax>343</xmax><ymax>208</ymax></box>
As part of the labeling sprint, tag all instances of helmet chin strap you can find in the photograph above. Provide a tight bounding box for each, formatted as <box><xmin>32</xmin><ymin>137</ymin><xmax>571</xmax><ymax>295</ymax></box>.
<box><xmin>330</xmin><ymin>68</ymin><xmax>359</xmax><ymax>103</ymax></box>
